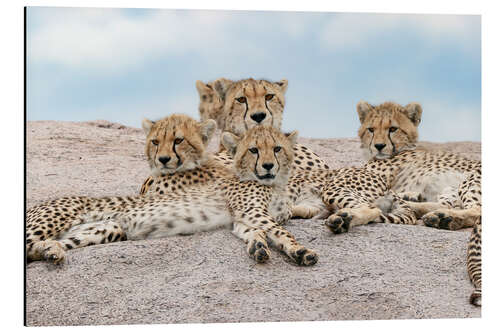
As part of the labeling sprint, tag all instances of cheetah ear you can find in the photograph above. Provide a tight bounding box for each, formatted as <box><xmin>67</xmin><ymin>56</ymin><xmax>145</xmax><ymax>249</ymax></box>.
<box><xmin>195</xmin><ymin>80</ymin><xmax>213</xmax><ymax>96</ymax></box>
<box><xmin>200</xmin><ymin>119</ymin><xmax>217</xmax><ymax>144</ymax></box>
<box><xmin>274</xmin><ymin>79</ymin><xmax>288</xmax><ymax>93</ymax></box>
<box><xmin>221</xmin><ymin>132</ymin><xmax>240</xmax><ymax>156</ymax></box>
<box><xmin>213</xmin><ymin>78</ymin><xmax>233</xmax><ymax>101</ymax></box>
<box><xmin>142</xmin><ymin>118</ymin><xmax>155</xmax><ymax>135</ymax></box>
<box><xmin>286</xmin><ymin>130</ymin><xmax>298</xmax><ymax>146</ymax></box>
<box><xmin>357</xmin><ymin>100</ymin><xmax>374</xmax><ymax>123</ymax></box>
<box><xmin>403</xmin><ymin>103</ymin><xmax>423</xmax><ymax>126</ymax></box>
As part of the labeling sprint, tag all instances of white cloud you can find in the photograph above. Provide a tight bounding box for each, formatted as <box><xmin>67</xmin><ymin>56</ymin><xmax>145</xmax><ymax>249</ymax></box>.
<box><xmin>27</xmin><ymin>8</ymin><xmax>312</xmax><ymax>72</ymax></box>
<box><xmin>319</xmin><ymin>13</ymin><xmax>480</xmax><ymax>52</ymax></box>
<box><xmin>418</xmin><ymin>100</ymin><xmax>481</xmax><ymax>142</ymax></box>
<box><xmin>28</xmin><ymin>9</ymin><xmax>231</xmax><ymax>71</ymax></box>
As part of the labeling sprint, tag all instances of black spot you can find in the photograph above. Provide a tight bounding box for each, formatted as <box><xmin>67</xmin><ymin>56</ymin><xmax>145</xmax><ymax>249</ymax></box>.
<box><xmin>70</xmin><ymin>237</ymin><xmax>81</xmax><ymax>245</ymax></box>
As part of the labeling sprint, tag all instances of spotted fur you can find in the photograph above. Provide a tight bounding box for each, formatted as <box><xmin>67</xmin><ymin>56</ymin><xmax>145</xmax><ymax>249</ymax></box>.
<box><xmin>287</xmin><ymin>166</ymin><xmax>418</xmax><ymax>234</ymax></box>
<box><xmin>204</xmin><ymin>78</ymin><xmax>329</xmax><ymax>170</ymax></box>
<box><xmin>467</xmin><ymin>217</ymin><xmax>481</xmax><ymax>306</ymax></box>
<box><xmin>142</xmin><ymin>114</ymin><xmax>216</xmax><ymax>177</ymax></box>
<box><xmin>27</xmin><ymin>116</ymin><xmax>317</xmax><ymax>266</ymax></box>
<box><xmin>196</xmin><ymin>78</ymin><xmax>231</xmax><ymax>131</ymax></box>
<box><xmin>357</xmin><ymin>100</ymin><xmax>482</xmax><ymax>305</ymax></box>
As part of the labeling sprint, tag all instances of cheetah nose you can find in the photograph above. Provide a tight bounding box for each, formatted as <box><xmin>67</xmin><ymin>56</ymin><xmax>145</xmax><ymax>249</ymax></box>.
<box><xmin>374</xmin><ymin>143</ymin><xmax>386</xmax><ymax>152</ymax></box>
<box><xmin>158</xmin><ymin>156</ymin><xmax>171</xmax><ymax>165</ymax></box>
<box><xmin>250</xmin><ymin>112</ymin><xmax>266</xmax><ymax>124</ymax></box>
<box><xmin>262</xmin><ymin>163</ymin><xmax>274</xmax><ymax>171</ymax></box>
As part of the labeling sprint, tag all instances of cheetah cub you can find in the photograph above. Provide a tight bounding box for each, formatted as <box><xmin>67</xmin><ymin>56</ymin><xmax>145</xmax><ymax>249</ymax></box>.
<box><xmin>197</xmin><ymin>77</ymin><xmax>330</xmax><ymax>172</ymax></box>
<box><xmin>140</xmin><ymin>78</ymin><xmax>330</xmax><ymax>192</ymax></box>
<box><xmin>357</xmin><ymin>101</ymin><xmax>481</xmax><ymax>306</ymax></box>
<box><xmin>27</xmin><ymin>116</ymin><xmax>317</xmax><ymax>266</ymax></box>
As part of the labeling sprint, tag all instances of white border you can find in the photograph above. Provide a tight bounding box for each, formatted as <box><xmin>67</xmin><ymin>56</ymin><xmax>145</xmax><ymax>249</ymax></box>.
<box><xmin>2</xmin><ymin>0</ymin><xmax>499</xmax><ymax>331</ymax></box>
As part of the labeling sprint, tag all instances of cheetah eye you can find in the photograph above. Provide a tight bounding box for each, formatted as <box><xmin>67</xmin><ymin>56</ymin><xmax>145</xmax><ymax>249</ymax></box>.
<box><xmin>201</xmin><ymin>95</ymin><xmax>207</xmax><ymax>101</ymax></box>
<box><xmin>274</xmin><ymin>146</ymin><xmax>282</xmax><ymax>153</ymax></box>
<box><xmin>389</xmin><ymin>126</ymin><xmax>398</xmax><ymax>133</ymax></box>
<box><xmin>151</xmin><ymin>139</ymin><xmax>159</xmax><ymax>146</ymax></box>
<box><xmin>368</xmin><ymin>128</ymin><xmax>374</xmax><ymax>133</ymax></box>
<box><xmin>265</xmin><ymin>94</ymin><xmax>274</xmax><ymax>101</ymax></box>
<box><xmin>236</xmin><ymin>96</ymin><xmax>247</xmax><ymax>104</ymax></box>
<box><xmin>249</xmin><ymin>147</ymin><xmax>258</xmax><ymax>154</ymax></box>
<box><xmin>174</xmin><ymin>138</ymin><xmax>184</xmax><ymax>145</ymax></box>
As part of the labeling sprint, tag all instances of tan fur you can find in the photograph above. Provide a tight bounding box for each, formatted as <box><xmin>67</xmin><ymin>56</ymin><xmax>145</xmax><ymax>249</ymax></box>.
<box><xmin>357</xmin><ymin>100</ymin><xmax>482</xmax><ymax>305</ymax></box>
<box><xmin>357</xmin><ymin>101</ymin><xmax>421</xmax><ymax>160</ymax></box>
<box><xmin>190</xmin><ymin>78</ymin><xmax>330</xmax><ymax>176</ymax></box>
<box><xmin>222</xmin><ymin>126</ymin><xmax>297</xmax><ymax>187</ymax></box>
<box><xmin>27</xmin><ymin>117</ymin><xmax>317</xmax><ymax>266</ymax></box>
<box><xmin>142</xmin><ymin>114</ymin><xmax>216</xmax><ymax>176</ymax></box>
<box><xmin>196</xmin><ymin>78</ymin><xmax>231</xmax><ymax>130</ymax></box>
<box><xmin>214</xmin><ymin>78</ymin><xmax>287</xmax><ymax>136</ymax></box>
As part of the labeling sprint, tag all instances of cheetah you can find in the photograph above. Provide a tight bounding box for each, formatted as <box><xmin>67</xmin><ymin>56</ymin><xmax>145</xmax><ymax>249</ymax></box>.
<box><xmin>356</xmin><ymin>100</ymin><xmax>481</xmax><ymax>305</ymax></box>
<box><xmin>139</xmin><ymin>78</ymin><xmax>330</xmax><ymax>194</ymax></box>
<box><xmin>285</xmin><ymin>159</ymin><xmax>418</xmax><ymax>234</ymax></box>
<box><xmin>26</xmin><ymin>115</ymin><xmax>317</xmax><ymax>266</ymax></box>
<box><xmin>196</xmin><ymin>78</ymin><xmax>232</xmax><ymax>131</ymax></box>
<box><xmin>140</xmin><ymin>117</ymin><xmax>317</xmax><ymax>265</ymax></box>
<box><xmin>197</xmin><ymin>78</ymin><xmax>330</xmax><ymax>172</ymax></box>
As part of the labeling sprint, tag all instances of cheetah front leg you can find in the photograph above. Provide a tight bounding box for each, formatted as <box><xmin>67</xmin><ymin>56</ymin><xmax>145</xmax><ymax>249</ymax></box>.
<box><xmin>422</xmin><ymin>172</ymin><xmax>481</xmax><ymax>230</ymax></box>
<box><xmin>232</xmin><ymin>222</ymin><xmax>270</xmax><ymax>263</ymax></box>
<box><xmin>322</xmin><ymin>188</ymin><xmax>382</xmax><ymax>233</ymax></box>
<box><xmin>28</xmin><ymin>240</ymin><xmax>67</xmax><ymax>264</ymax></box>
<box><xmin>238</xmin><ymin>209</ymin><xmax>318</xmax><ymax>266</ymax></box>
<box><xmin>265</xmin><ymin>224</ymin><xmax>318</xmax><ymax>266</ymax></box>
<box><xmin>422</xmin><ymin>206</ymin><xmax>481</xmax><ymax>230</ymax></box>
<box><xmin>326</xmin><ymin>205</ymin><xmax>382</xmax><ymax>234</ymax></box>
<box><xmin>323</xmin><ymin>190</ymin><xmax>418</xmax><ymax>234</ymax></box>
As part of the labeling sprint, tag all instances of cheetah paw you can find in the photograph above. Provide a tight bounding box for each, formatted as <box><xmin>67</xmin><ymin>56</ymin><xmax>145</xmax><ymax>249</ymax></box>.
<box><xmin>291</xmin><ymin>247</ymin><xmax>318</xmax><ymax>266</ymax></box>
<box><xmin>248</xmin><ymin>240</ymin><xmax>270</xmax><ymax>263</ymax></box>
<box><xmin>401</xmin><ymin>192</ymin><xmax>425</xmax><ymax>202</ymax></box>
<box><xmin>325</xmin><ymin>211</ymin><xmax>352</xmax><ymax>234</ymax></box>
<box><xmin>422</xmin><ymin>210</ymin><xmax>461</xmax><ymax>230</ymax></box>
<box><xmin>274</xmin><ymin>209</ymin><xmax>292</xmax><ymax>225</ymax></box>
<box><xmin>43</xmin><ymin>243</ymin><xmax>66</xmax><ymax>264</ymax></box>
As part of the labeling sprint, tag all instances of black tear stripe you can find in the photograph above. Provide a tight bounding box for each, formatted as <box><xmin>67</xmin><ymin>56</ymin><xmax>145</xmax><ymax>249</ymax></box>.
<box><xmin>368</xmin><ymin>131</ymin><xmax>374</xmax><ymax>155</ymax></box>
<box><xmin>254</xmin><ymin>150</ymin><xmax>260</xmax><ymax>177</ymax></box>
<box><xmin>265</xmin><ymin>99</ymin><xmax>274</xmax><ymax>126</ymax></box>
<box><xmin>172</xmin><ymin>140</ymin><xmax>182</xmax><ymax>167</ymax></box>
<box><xmin>388</xmin><ymin>131</ymin><xmax>396</xmax><ymax>154</ymax></box>
<box><xmin>270</xmin><ymin>134</ymin><xmax>281</xmax><ymax>175</ymax></box>
<box><xmin>243</xmin><ymin>100</ymin><xmax>249</xmax><ymax>131</ymax></box>
<box><xmin>153</xmin><ymin>142</ymin><xmax>159</xmax><ymax>166</ymax></box>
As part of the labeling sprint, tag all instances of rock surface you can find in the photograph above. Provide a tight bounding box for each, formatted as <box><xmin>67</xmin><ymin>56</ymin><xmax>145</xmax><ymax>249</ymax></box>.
<box><xmin>25</xmin><ymin>120</ymin><xmax>481</xmax><ymax>326</ymax></box>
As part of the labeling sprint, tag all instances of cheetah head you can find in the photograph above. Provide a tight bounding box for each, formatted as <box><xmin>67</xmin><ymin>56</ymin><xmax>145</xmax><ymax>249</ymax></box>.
<box><xmin>357</xmin><ymin>101</ymin><xmax>422</xmax><ymax>160</ymax></box>
<box><xmin>222</xmin><ymin>126</ymin><xmax>297</xmax><ymax>187</ymax></box>
<box><xmin>142</xmin><ymin>114</ymin><xmax>216</xmax><ymax>176</ymax></box>
<box><xmin>195</xmin><ymin>78</ymin><xmax>231</xmax><ymax>130</ymax></box>
<box><xmin>214</xmin><ymin>78</ymin><xmax>288</xmax><ymax>137</ymax></box>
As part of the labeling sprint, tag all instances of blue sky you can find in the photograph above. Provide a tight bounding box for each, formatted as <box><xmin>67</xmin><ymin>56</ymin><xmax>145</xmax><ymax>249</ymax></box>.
<box><xmin>26</xmin><ymin>7</ymin><xmax>481</xmax><ymax>141</ymax></box>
